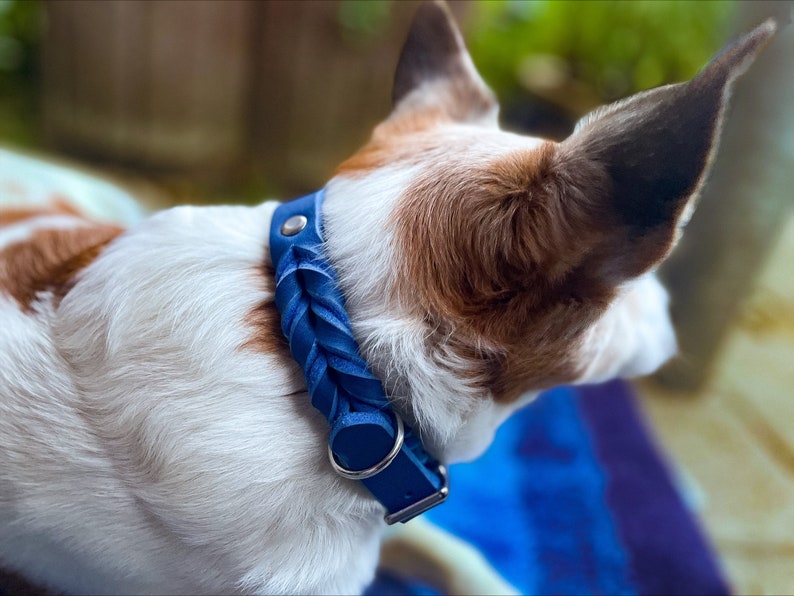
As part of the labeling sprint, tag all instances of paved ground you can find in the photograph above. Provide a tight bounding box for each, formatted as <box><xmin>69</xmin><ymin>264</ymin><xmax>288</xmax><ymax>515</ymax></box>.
<box><xmin>638</xmin><ymin>210</ymin><xmax>794</xmax><ymax>595</ymax></box>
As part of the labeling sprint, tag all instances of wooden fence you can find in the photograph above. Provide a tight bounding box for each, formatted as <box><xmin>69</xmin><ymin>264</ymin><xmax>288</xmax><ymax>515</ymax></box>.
<box><xmin>41</xmin><ymin>0</ymin><xmax>462</xmax><ymax>195</ymax></box>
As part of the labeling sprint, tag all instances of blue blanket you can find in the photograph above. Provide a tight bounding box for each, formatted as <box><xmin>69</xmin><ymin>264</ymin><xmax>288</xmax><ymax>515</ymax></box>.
<box><xmin>367</xmin><ymin>380</ymin><xmax>729</xmax><ymax>595</ymax></box>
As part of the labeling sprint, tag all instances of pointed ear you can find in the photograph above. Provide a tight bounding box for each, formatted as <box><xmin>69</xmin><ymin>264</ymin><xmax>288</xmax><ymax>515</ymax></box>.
<box><xmin>560</xmin><ymin>19</ymin><xmax>776</xmax><ymax>283</ymax></box>
<box><xmin>391</xmin><ymin>0</ymin><xmax>497</xmax><ymax>123</ymax></box>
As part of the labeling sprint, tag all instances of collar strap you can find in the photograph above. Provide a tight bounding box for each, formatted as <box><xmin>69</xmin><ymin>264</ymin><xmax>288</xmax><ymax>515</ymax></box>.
<box><xmin>269</xmin><ymin>190</ymin><xmax>448</xmax><ymax>524</ymax></box>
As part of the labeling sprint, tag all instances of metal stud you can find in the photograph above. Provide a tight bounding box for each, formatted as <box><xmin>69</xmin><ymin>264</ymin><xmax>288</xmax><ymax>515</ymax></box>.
<box><xmin>281</xmin><ymin>214</ymin><xmax>308</xmax><ymax>236</ymax></box>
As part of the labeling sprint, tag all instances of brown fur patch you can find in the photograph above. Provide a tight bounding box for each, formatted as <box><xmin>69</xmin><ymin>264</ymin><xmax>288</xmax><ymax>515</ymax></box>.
<box><xmin>242</xmin><ymin>263</ymin><xmax>288</xmax><ymax>354</ymax></box>
<box><xmin>0</xmin><ymin>224</ymin><xmax>123</xmax><ymax>310</ymax></box>
<box><xmin>390</xmin><ymin>142</ymin><xmax>619</xmax><ymax>402</ymax></box>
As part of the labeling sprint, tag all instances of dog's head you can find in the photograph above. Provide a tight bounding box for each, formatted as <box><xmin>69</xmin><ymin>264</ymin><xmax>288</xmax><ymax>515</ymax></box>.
<box><xmin>320</xmin><ymin>2</ymin><xmax>774</xmax><ymax>460</ymax></box>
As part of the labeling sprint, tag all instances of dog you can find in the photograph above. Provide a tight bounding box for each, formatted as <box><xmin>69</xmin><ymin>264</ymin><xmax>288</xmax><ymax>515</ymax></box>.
<box><xmin>0</xmin><ymin>2</ymin><xmax>775</xmax><ymax>594</ymax></box>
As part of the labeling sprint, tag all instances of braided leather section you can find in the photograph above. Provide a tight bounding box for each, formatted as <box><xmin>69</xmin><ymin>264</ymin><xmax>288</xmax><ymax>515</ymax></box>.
<box><xmin>271</xmin><ymin>197</ymin><xmax>432</xmax><ymax>469</ymax></box>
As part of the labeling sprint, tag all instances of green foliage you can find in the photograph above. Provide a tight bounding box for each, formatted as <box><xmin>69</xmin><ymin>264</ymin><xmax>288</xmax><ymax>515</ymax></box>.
<box><xmin>0</xmin><ymin>0</ymin><xmax>41</xmax><ymax>79</ymax></box>
<box><xmin>337</xmin><ymin>0</ymin><xmax>394</xmax><ymax>44</ymax></box>
<box><xmin>0</xmin><ymin>0</ymin><xmax>42</xmax><ymax>147</ymax></box>
<box><xmin>466</xmin><ymin>0</ymin><xmax>738</xmax><ymax>105</ymax></box>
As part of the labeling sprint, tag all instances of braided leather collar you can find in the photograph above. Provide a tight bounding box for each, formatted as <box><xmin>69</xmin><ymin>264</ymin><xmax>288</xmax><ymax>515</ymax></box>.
<box><xmin>269</xmin><ymin>190</ymin><xmax>448</xmax><ymax>524</ymax></box>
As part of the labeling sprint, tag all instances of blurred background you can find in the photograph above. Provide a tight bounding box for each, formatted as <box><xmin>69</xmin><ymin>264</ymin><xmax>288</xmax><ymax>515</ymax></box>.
<box><xmin>0</xmin><ymin>0</ymin><xmax>755</xmax><ymax>197</ymax></box>
<box><xmin>0</xmin><ymin>1</ymin><xmax>792</xmax><ymax>593</ymax></box>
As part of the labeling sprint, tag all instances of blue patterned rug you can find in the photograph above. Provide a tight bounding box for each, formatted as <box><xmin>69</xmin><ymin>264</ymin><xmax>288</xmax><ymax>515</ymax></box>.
<box><xmin>367</xmin><ymin>380</ymin><xmax>729</xmax><ymax>596</ymax></box>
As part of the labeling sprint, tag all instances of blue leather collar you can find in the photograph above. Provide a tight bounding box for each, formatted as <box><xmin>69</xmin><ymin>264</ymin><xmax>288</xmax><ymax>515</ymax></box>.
<box><xmin>269</xmin><ymin>189</ymin><xmax>448</xmax><ymax>524</ymax></box>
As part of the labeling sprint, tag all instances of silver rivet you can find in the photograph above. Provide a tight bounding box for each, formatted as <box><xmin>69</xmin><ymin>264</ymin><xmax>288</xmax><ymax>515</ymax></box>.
<box><xmin>281</xmin><ymin>215</ymin><xmax>307</xmax><ymax>236</ymax></box>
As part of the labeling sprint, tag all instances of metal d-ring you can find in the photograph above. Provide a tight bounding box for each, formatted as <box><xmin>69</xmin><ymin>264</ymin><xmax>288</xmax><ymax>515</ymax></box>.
<box><xmin>328</xmin><ymin>413</ymin><xmax>405</xmax><ymax>480</ymax></box>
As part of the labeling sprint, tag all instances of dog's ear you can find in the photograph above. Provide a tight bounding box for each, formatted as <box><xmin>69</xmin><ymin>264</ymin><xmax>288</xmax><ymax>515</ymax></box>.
<box><xmin>392</xmin><ymin>0</ymin><xmax>497</xmax><ymax>123</ymax></box>
<box><xmin>559</xmin><ymin>20</ymin><xmax>776</xmax><ymax>284</ymax></box>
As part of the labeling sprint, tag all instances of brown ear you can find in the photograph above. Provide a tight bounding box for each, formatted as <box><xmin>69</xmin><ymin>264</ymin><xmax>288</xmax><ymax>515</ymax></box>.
<box><xmin>560</xmin><ymin>19</ymin><xmax>777</xmax><ymax>283</ymax></box>
<box><xmin>392</xmin><ymin>0</ymin><xmax>497</xmax><ymax>122</ymax></box>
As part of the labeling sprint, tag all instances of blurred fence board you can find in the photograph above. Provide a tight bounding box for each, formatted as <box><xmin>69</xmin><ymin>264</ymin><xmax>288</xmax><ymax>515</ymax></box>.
<box><xmin>43</xmin><ymin>0</ymin><xmax>252</xmax><ymax>173</ymax></box>
<box><xmin>40</xmin><ymin>0</ymin><xmax>468</xmax><ymax>193</ymax></box>
<box><xmin>248</xmin><ymin>0</ymin><xmax>422</xmax><ymax>193</ymax></box>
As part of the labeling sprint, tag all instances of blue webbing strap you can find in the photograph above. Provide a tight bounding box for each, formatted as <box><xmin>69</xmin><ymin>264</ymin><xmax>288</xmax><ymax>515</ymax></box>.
<box><xmin>269</xmin><ymin>190</ymin><xmax>447</xmax><ymax>524</ymax></box>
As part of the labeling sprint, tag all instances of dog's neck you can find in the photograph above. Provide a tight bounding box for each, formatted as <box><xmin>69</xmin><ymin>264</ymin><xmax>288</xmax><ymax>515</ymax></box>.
<box><xmin>320</xmin><ymin>168</ymin><xmax>534</xmax><ymax>464</ymax></box>
<box><xmin>319</xmin><ymin>154</ymin><xmax>679</xmax><ymax>464</ymax></box>
<box><xmin>268</xmin><ymin>190</ymin><xmax>449</xmax><ymax>523</ymax></box>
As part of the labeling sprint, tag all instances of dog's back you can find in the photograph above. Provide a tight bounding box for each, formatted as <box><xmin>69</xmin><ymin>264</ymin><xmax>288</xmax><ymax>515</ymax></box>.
<box><xmin>0</xmin><ymin>161</ymin><xmax>385</xmax><ymax>594</ymax></box>
<box><xmin>0</xmin><ymin>182</ymin><xmax>136</xmax><ymax>592</ymax></box>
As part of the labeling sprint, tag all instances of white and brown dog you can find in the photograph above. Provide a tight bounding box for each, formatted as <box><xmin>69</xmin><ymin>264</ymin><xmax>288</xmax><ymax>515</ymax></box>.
<box><xmin>0</xmin><ymin>2</ymin><xmax>775</xmax><ymax>594</ymax></box>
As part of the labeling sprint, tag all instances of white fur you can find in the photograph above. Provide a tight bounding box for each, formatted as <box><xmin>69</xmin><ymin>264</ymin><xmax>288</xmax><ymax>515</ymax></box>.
<box><xmin>579</xmin><ymin>273</ymin><xmax>678</xmax><ymax>383</ymax></box>
<box><xmin>0</xmin><ymin>159</ymin><xmax>676</xmax><ymax>593</ymax></box>
<box><xmin>1</xmin><ymin>203</ymin><xmax>383</xmax><ymax>594</ymax></box>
